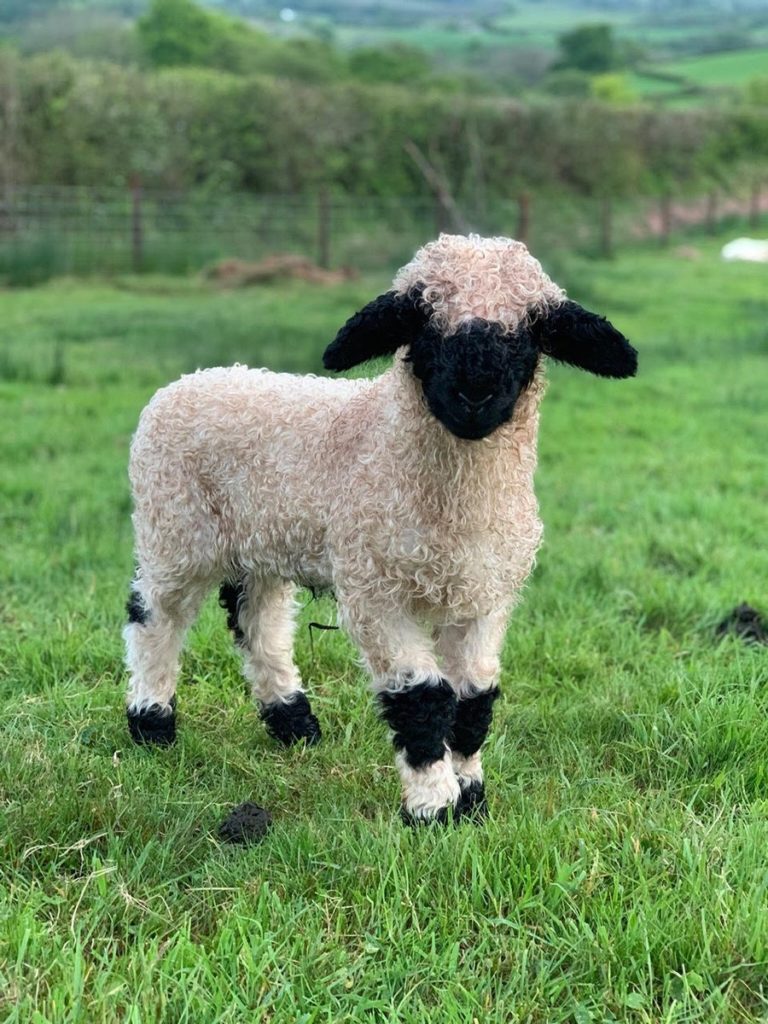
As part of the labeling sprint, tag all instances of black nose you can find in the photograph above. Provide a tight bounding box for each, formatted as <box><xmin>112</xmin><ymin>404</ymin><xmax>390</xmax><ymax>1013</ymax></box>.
<box><xmin>458</xmin><ymin>391</ymin><xmax>494</xmax><ymax>410</ymax></box>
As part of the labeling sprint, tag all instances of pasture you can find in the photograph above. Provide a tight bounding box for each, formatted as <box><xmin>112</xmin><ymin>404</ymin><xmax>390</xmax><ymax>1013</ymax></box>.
<box><xmin>2</xmin><ymin>233</ymin><xmax>768</xmax><ymax>1021</ymax></box>
<box><xmin>661</xmin><ymin>47</ymin><xmax>768</xmax><ymax>89</ymax></box>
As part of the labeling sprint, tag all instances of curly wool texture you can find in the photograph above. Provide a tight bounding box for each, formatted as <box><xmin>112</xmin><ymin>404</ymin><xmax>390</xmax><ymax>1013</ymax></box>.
<box><xmin>393</xmin><ymin>233</ymin><xmax>565</xmax><ymax>334</ymax></box>
<box><xmin>128</xmin><ymin>235</ymin><xmax>555</xmax><ymax>685</ymax></box>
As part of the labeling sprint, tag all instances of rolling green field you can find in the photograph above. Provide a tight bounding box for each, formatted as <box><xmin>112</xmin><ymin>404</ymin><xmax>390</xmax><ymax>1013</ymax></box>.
<box><xmin>338</xmin><ymin>2</ymin><xmax>635</xmax><ymax>53</ymax></box>
<box><xmin>2</xmin><ymin>232</ymin><xmax>768</xmax><ymax>1021</ymax></box>
<box><xmin>333</xmin><ymin>0</ymin><xmax>768</xmax><ymax>105</ymax></box>
<box><xmin>663</xmin><ymin>46</ymin><xmax>768</xmax><ymax>88</ymax></box>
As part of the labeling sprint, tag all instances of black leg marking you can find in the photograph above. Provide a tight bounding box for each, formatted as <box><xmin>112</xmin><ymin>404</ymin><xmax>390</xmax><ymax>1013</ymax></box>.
<box><xmin>127</xmin><ymin>697</ymin><xmax>177</xmax><ymax>746</ymax></box>
<box><xmin>450</xmin><ymin>687</ymin><xmax>500</xmax><ymax>757</ymax></box>
<box><xmin>219</xmin><ymin>578</ymin><xmax>247</xmax><ymax>646</ymax></box>
<box><xmin>378</xmin><ymin>678</ymin><xmax>457</xmax><ymax>769</ymax></box>
<box><xmin>451</xmin><ymin>687</ymin><xmax>499</xmax><ymax>821</ymax></box>
<box><xmin>455</xmin><ymin>780</ymin><xmax>488</xmax><ymax>821</ymax></box>
<box><xmin>261</xmin><ymin>692</ymin><xmax>321</xmax><ymax>746</ymax></box>
<box><xmin>126</xmin><ymin>588</ymin><xmax>149</xmax><ymax>626</ymax></box>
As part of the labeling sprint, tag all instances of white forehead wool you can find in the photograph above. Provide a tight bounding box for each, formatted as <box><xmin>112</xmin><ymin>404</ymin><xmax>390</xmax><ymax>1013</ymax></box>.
<box><xmin>392</xmin><ymin>233</ymin><xmax>565</xmax><ymax>334</ymax></box>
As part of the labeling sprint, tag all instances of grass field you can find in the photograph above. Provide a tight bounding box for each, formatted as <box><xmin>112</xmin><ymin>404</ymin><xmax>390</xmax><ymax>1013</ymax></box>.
<box><xmin>629</xmin><ymin>45</ymin><xmax>768</xmax><ymax>105</ymax></box>
<box><xmin>2</xmin><ymin>232</ymin><xmax>768</xmax><ymax>1021</ymax></box>
<box><xmin>335</xmin><ymin>0</ymin><xmax>768</xmax><ymax>103</ymax></box>
<box><xmin>662</xmin><ymin>47</ymin><xmax>768</xmax><ymax>89</ymax></box>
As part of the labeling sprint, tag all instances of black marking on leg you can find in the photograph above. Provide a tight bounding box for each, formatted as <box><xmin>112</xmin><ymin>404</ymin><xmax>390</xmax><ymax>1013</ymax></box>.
<box><xmin>219</xmin><ymin>577</ymin><xmax>247</xmax><ymax>646</ymax></box>
<box><xmin>261</xmin><ymin>692</ymin><xmax>321</xmax><ymax>746</ymax></box>
<box><xmin>218</xmin><ymin>802</ymin><xmax>272</xmax><ymax>845</ymax></box>
<box><xmin>456</xmin><ymin>779</ymin><xmax>488</xmax><ymax>821</ymax></box>
<box><xmin>126</xmin><ymin>588</ymin><xmax>149</xmax><ymax>626</ymax></box>
<box><xmin>450</xmin><ymin>686</ymin><xmax>500</xmax><ymax>757</ymax></box>
<box><xmin>378</xmin><ymin>678</ymin><xmax>457</xmax><ymax>769</ymax></box>
<box><xmin>127</xmin><ymin>697</ymin><xmax>176</xmax><ymax>746</ymax></box>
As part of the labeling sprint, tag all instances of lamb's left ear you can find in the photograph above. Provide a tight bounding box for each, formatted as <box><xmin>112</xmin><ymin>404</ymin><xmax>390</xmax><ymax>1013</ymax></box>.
<box><xmin>531</xmin><ymin>299</ymin><xmax>637</xmax><ymax>379</ymax></box>
<box><xmin>323</xmin><ymin>287</ymin><xmax>428</xmax><ymax>371</ymax></box>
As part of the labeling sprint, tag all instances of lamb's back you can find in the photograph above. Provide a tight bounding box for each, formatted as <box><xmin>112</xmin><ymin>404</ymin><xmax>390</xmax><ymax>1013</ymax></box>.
<box><xmin>129</xmin><ymin>365</ymin><xmax>372</xmax><ymax>574</ymax></box>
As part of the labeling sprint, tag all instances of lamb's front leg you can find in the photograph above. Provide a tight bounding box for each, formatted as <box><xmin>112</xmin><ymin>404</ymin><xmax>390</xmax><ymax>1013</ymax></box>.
<box><xmin>340</xmin><ymin>602</ymin><xmax>460</xmax><ymax>823</ymax></box>
<box><xmin>437</xmin><ymin>610</ymin><xmax>509</xmax><ymax>819</ymax></box>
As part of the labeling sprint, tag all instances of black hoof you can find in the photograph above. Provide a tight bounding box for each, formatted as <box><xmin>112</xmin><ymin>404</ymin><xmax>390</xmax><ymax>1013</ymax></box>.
<box><xmin>260</xmin><ymin>692</ymin><xmax>321</xmax><ymax>747</ymax></box>
<box><xmin>127</xmin><ymin>699</ymin><xmax>176</xmax><ymax>746</ymax></box>
<box><xmin>218</xmin><ymin>802</ymin><xmax>272</xmax><ymax>845</ymax></box>
<box><xmin>455</xmin><ymin>780</ymin><xmax>488</xmax><ymax>822</ymax></box>
<box><xmin>400</xmin><ymin>805</ymin><xmax>452</xmax><ymax>827</ymax></box>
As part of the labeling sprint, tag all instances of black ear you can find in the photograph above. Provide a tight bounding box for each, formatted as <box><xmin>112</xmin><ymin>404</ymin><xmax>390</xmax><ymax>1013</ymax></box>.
<box><xmin>323</xmin><ymin>287</ymin><xmax>428</xmax><ymax>371</ymax></box>
<box><xmin>532</xmin><ymin>299</ymin><xmax>637</xmax><ymax>379</ymax></box>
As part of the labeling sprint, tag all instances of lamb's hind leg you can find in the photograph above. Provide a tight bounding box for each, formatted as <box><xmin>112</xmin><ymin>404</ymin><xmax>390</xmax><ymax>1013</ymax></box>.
<box><xmin>124</xmin><ymin>576</ymin><xmax>209</xmax><ymax>745</ymax></box>
<box><xmin>340</xmin><ymin>601</ymin><xmax>460</xmax><ymax>824</ymax></box>
<box><xmin>437</xmin><ymin>610</ymin><xmax>508</xmax><ymax>819</ymax></box>
<box><xmin>220</xmin><ymin>574</ymin><xmax>320</xmax><ymax>746</ymax></box>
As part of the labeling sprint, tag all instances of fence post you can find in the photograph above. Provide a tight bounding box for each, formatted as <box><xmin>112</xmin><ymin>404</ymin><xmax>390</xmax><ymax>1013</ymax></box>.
<box><xmin>317</xmin><ymin>187</ymin><xmax>331</xmax><ymax>269</ymax></box>
<box><xmin>705</xmin><ymin>190</ymin><xmax>717</xmax><ymax>234</ymax></box>
<box><xmin>659</xmin><ymin>193</ymin><xmax>672</xmax><ymax>245</ymax></box>
<box><xmin>516</xmin><ymin>192</ymin><xmax>531</xmax><ymax>245</ymax></box>
<box><xmin>749</xmin><ymin>181</ymin><xmax>762</xmax><ymax>230</ymax></box>
<box><xmin>130</xmin><ymin>176</ymin><xmax>143</xmax><ymax>273</ymax></box>
<box><xmin>599</xmin><ymin>195</ymin><xmax>613</xmax><ymax>258</ymax></box>
<box><xmin>434</xmin><ymin>195</ymin><xmax>446</xmax><ymax>236</ymax></box>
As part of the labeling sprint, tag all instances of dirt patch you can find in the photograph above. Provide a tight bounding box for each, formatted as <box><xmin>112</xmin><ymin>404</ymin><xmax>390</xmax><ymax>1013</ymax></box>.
<box><xmin>204</xmin><ymin>255</ymin><xmax>358</xmax><ymax>287</ymax></box>
<box><xmin>218</xmin><ymin>802</ymin><xmax>272</xmax><ymax>845</ymax></box>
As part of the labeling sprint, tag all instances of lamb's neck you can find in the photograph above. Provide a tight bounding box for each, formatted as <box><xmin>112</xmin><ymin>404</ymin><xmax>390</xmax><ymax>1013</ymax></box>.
<box><xmin>385</xmin><ymin>360</ymin><xmax>545</xmax><ymax>520</ymax></box>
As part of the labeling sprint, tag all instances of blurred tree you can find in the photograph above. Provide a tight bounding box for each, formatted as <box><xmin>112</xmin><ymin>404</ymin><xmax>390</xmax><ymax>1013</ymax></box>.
<box><xmin>348</xmin><ymin>44</ymin><xmax>432</xmax><ymax>86</ymax></box>
<box><xmin>3</xmin><ymin>41</ymin><xmax>766</xmax><ymax>208</ymax></box>
<box><xmin>0</xmin><ymin>48</ymin><xmax>21</xmax><ymax>189</ymax></box>
<box><xmin>591</xmin><ymin>73</ymin><xmax>638</xmax><ymax>105</ymax></box>
<box><xmin>18</xmin><ymin>11</ymin><xmax>141</xmax><ymax>65</ymax></box>
<box><xmin>138</xmin><ymin>0</ymin><xmax>219</xmax><ymax>68</ymax></box>
<box><xmin>744</xmin><ymin>77</ymin><xmax>768</xmax><ymax>106</ymax></box>
<box><xmin>138</xmin><ymin>0</ymin><xmax>289</xmax><ymax>75</ymax></box>
<box><xmin>265</xmin><ymin>37</ymin><xmax>347</xmax><ymax>84</ymax></box>
<box><xmin>541</xmin><ymin>68</ymin><xmax>592</xmax><ymax>97</ymax></box>
<box><xmin>556</xmin><ymin>24</ymin><xmax>618</xmax><ymax>73</ymax></box>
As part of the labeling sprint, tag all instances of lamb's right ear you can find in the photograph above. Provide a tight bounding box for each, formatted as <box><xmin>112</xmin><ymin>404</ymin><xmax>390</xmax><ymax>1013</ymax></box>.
<box><xmin>322</xmin><ymin>287</ymin><xmax>428</xmax><ymax>371</ymax></box>
<box><xmin>531</xmin><ymin>299</ymin><xmax>637</xmax><ymax>379</ymax></box>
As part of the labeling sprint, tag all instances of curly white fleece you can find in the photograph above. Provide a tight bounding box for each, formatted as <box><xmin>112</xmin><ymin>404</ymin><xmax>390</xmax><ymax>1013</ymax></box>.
<box><xmin>129</xmin><ymin>235</ymin><xmax>561</xmax><ymax>680</ymax></box>
<box><xmin>126</xmin><ymin>234</ymin><xmax>573</xmax><ymax>818</ymax></box>
<box><xmin>394</xmin><ymin>233</ymin><xmax>564</xmax><ymax>332</ymax></box>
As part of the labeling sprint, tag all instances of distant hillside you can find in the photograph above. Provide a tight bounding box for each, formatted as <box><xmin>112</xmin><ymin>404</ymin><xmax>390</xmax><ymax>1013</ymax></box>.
<box><xmin>4</xmin><ymin>0</ymin><xmax>768</xmax><ymax>28</ymax></box>
<box><xmin>2</xmin><ymin>0</ymin><xmax>768</xmax><ymax>108</ymax></box>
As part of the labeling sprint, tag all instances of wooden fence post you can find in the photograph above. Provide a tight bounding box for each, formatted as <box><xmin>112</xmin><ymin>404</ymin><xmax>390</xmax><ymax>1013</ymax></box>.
<box><xmin>749</xmin><ymin>181</ymin><xmax>762</xmax><ymax>230</ymax></box>
<box><xmin>317</xmin><ymin>188</ymin><xmax>331</xmax><ymax>269</ymax></box>
<box><xmin>705</xmin><ymin>190</ymin><xmax>718</xmax><ymax>234</ymax></box>
<box><xmin>434</xmin><ymin>195</ymin><xmax>445</xmax><ymax>236</ymax></box>
<box><xmin>516</xmin><ymin>192</ymin><xmax>531</xmax><ymax>245</ymax></box>
<box><xmin>659</xmin><ymin>193</ymin><xmax>672</xmax><ymax>245</ymax></box>
<box><xmin>130</xmin><ymin>176</ymin><xmax>143</xmax><ymax>273</ymax></box>
<box><xmin>599</xmin><ymin>195</ymin><xmax>613</xmax><ymax>258</ymax></box>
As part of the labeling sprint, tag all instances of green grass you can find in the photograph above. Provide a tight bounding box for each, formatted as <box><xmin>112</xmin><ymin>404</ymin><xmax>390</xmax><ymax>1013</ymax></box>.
<box><xmin>2</xmin><ymin>232</ymin><xmax>768</xmax><ymax>1021</ymax></box>
<box><xmin>629</xmin><ymin>46</ymin><xmax>768</xmax><ymax>105</ymax></box>
<box><xmin>662</xmin><ymin>47</ymin><xmax>768</xmax><ymax>88</ymax></box>
<box><xmin>625</xmin><ymin>71</ymin><xmax>683</xmax><ymax>98</ymax></box>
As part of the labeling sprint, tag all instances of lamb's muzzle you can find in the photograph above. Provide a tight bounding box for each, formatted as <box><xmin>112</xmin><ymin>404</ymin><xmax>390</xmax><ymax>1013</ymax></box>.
<box><xmin>123</xmin><ymin>233</ymin><xmax>637</xmax><ymax>825</ymax></box>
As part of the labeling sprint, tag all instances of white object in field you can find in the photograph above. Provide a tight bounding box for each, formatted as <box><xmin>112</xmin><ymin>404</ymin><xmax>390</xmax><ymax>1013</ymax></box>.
<box><xmin>721</xmin><ymin>238</ymin><xmax>768</xmax><ymax>263</ymax></box>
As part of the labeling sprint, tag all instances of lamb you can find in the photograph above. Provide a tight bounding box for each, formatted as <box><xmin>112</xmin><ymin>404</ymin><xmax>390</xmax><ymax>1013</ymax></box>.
<box><xmin>124</xmin><ymin>233</ymin><xmax>637</xmax><ymax>824</ymax></box>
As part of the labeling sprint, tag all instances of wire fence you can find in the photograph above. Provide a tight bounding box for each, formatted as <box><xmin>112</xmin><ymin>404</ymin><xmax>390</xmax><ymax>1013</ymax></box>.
<box><xmin>0</xmin><ymin>184</ymin><xmax>765</xmax><ymax>285</ymax></box>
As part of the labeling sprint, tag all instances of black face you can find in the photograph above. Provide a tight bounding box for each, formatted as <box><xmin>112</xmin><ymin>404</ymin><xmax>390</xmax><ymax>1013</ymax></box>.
<box><xmin>322</xmin><ymin>287</ymin><xmax>638</xmax><ymax>425</ymax></box>
<box><xmin>406</xmin><ymin>320</ymin><xmax>540</xmax><ymax>441</ymax></box>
